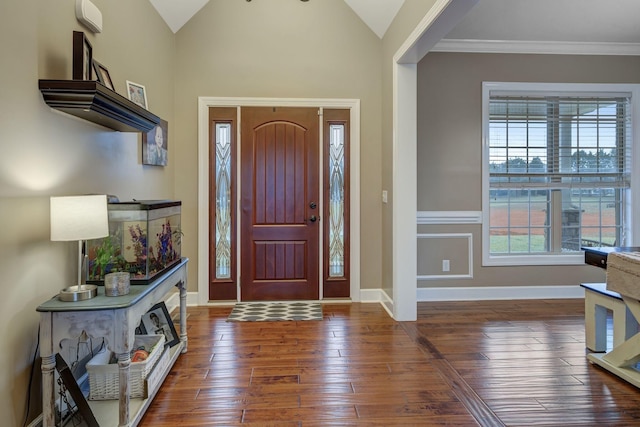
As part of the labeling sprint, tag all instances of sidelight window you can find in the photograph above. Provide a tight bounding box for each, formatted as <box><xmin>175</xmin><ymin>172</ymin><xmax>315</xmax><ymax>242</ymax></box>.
<box><xmin>328</xmin><ymin>124</ymin><xmax>345</xmax><ymax>277</ymax></box>
<box><xmin>215</xmin><ymin>123</ymin><xmax>232</xmax><ymax>278</ymax></box>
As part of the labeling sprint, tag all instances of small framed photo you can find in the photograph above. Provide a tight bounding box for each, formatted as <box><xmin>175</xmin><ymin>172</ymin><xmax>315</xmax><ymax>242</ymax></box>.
<box><xmin>93</xmin><ymin>60</ymin><xmax>115</xmax><ymax>91</ymax></box>
<box><xmin>126</xmin><ymin>80</ymin><xmax>148</xmax><ymax>109</ymax></box>
<box><xmin>142</xmin><ymin>119</ymin><xmax>168</xmax><ymax>166</ymax></box>
<box><xmin>139</xmin><ymin>302</ymin><xmax>179</xmax><ymax>347</ymax></box>
<box><xmin>55</xmin><ymin>354</ymin><xmax>99</xmax><ymax>427</ymax></box>
<box><xmin>72</xmin><ymin>31</ymin><xmax>93</xmax><ymax>80</ymax></box>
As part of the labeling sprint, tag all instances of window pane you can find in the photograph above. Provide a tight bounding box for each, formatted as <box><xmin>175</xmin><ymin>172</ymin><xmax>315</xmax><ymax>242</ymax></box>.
<box><xmin>487</xmin><ymin>92</ymin><xmax>630</xmax><ymax>257</ymax></box>
<box><xmin>570</xmin><ymin>188</ymin><xmax>622</xmax><ymax>248</ymax></box>
<box><xmin>329</xmin><ymin>124</ymin><xmax>345</xmax><ymax>277</ymax></box>
<box><xmin>215</xmin><ymin>123</ymin><xmax>232</xmax><ymax>279</ymax></box>
<box><xmin>489</xmin><ymin>190</ymin><xmax>551</xmax><ymax>254</ymax></box>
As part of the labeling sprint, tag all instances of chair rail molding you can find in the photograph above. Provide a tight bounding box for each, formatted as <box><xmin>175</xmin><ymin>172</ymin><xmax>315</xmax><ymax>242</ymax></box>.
<box><xmin>417</xmin><ymin>211</ymin><xmax>482</xmax><ymax>225</ymax></box>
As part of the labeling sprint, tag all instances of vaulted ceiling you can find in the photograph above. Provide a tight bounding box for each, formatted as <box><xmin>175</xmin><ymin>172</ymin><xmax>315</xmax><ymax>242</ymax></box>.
<box><xmin>148</xmin><ymin>0</ymin><xmax>405</xmax><ymax>38</ymax></box>
<box><xmin>149</xmin><ymin>0</ymin><xmax>640</xmax><ymax>54</ymax></box>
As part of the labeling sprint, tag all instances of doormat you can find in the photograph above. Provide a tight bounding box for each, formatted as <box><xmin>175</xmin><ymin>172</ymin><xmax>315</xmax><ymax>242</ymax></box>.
<box><xmin>227</xmin><ymin>301</ymin><xmax>323</xmax><ymax>322</ymax></box>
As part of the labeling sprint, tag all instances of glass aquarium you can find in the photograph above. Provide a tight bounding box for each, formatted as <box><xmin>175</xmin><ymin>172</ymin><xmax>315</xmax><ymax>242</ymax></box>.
<box><xmin>86</xmin><ymin>200</ymin><xmax>181</xmax><ymax>284</ymax></box>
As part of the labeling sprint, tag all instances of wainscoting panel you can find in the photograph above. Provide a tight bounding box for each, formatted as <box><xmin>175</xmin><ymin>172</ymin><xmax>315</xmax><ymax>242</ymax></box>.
<box><xmin>417</xmin><ymin>233</ymin><xmax>473</xmax><ymax>280</ymax></box>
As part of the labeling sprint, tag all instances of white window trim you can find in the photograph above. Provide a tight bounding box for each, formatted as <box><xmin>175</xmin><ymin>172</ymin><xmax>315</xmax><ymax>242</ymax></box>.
<box><xmin>481</xmin><ymin>82</ymin><xmax>640</xmax><ymax>267</ymax></box>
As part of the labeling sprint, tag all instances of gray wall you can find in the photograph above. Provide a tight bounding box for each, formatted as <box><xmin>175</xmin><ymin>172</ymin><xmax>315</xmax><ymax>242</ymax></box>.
<box><xmin>1</xmin><ymin>0</ymin><xmax>174</xmax><ymax>423</ymax></box>
<box><xmin>416</xmin><ymin>52</ymin><xmax>640</xmax><ymax>288</ymax></box>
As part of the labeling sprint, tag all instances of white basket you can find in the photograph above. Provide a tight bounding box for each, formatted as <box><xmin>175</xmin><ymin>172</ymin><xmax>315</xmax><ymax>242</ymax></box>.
<box><xmin>144</xmin><ymin>346</ymin><xmax>171</xmax><ymax>397</ymax></box>
<box><xmin>87</xmin><ymin>334</ymin><xmax>165</xmax><ymax>400</ymax></box>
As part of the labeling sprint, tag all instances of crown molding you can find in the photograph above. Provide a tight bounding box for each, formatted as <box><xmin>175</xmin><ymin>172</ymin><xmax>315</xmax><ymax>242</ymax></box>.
<box><xmin>431</xmin><ymin>39</ymin><xmax>640</xmax><ymax>56</ymax></box>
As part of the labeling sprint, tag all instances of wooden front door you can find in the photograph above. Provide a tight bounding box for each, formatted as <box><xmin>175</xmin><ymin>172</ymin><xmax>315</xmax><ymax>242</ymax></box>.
<box><xmin>240</xmin><ymin>107</ymin><xmax>320</xmax><ymax>301</ymax></box>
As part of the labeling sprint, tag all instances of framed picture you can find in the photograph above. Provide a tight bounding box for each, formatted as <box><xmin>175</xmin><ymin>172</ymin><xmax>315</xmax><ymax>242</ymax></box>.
<box><xmin>93</xmin><ymin>59</ymin><xmax>115</xmax><ymax>91</ymax></box>
<box><xmin>142</xmin><ymin>119</ymin><xmax>168</xmax><ymax>166</ymax></box>
<box><xmin>126</xmin><ymin>80</ymin><xmax>148</xmax><ymax>109</ymax></box>
<box><xmin>139</xmin><ymin>301</ymin><xmax>179</xmax><ymax>347</ymax></box>
<box><xmin>72</xmin><ymin>31</ymin><xmax>93</xmax><ymax>80</ymax></box>
<box><xmin>55</xmin><ymin>354</ymin><xmax>99</xmax><ymax>427</ymax></box>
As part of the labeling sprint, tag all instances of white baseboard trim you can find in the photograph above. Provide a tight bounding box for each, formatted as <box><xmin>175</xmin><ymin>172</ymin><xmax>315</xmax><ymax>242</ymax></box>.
<box><xmin>178</xmin><ymin>287</ymin><xmax>584</xmax><ymax>311</ymax></box>
<box><xmin>379</xmin><ymin>290</ymin><xmax>394</xmax><ymax>318</ymax></box>
<box><xmin>359</xmin><ymin>289</ymin><xmax>394</xmax><ymax>317</ymax></box>
<box><xmin>359</xmin><ymin>288</ymin><xmax>385</xmax><ymax>302</ymax></box>
<box><xmin>417</xmin><ymin>285</ymin><xmax>584</xmax><ymax>301</ymax></box>
<box><xmin>186</xmin><ymin>292</ymin><xmax>199</xmax><ymax>306</ymax></box>
<box><xmin>165</xmin><ymin>291</ymin><xmax>179</xmax><ymax>313</ymax></box>
<box><xmin>165</xmin><ymin>291</ymin><xmax>200</xmax><ymax>313</ymax></box>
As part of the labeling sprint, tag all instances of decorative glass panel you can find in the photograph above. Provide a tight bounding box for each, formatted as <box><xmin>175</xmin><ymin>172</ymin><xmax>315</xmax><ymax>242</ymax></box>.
<box><xmin>215</xmin><ymin>123</ymin><xmax>232</xmax><ymax>278</ymax></box>
<box><xmin>329</xmin><ymin>124</ymin><xmax>345</xmax><ymax>277</ymax></box>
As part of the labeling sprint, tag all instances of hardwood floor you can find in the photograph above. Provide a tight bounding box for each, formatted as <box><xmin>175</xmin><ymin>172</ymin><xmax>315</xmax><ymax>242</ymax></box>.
<box><xmin>139</xmin><ymin>300</ymin><xmax>640</xmax><ymax>426</ymax></box>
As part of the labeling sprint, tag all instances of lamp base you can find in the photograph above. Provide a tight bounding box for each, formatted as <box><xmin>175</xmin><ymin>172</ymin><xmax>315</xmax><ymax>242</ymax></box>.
<box><xmin>59</xmin><ymin>284</ymin><xmax>98</xmax><ymax>302</ymax></box>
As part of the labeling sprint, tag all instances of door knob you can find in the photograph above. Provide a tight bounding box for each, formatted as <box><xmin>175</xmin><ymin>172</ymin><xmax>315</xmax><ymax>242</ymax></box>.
<box><xmin>309</xmin><ymin>202</ymin><xmax>317</xmax><ymax>209</ymax></box>
<box><xmin>309</xmin><ymin>215</ymin><xmax>318</xmax><ymax>223</ymax></box>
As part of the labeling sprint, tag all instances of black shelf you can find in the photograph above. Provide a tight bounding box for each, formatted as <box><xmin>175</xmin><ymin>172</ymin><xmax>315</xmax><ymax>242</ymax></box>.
<box><xmin>39</xmin><ymin>80</ymin><xmax>160</xmax><ymax>132</ymax></box>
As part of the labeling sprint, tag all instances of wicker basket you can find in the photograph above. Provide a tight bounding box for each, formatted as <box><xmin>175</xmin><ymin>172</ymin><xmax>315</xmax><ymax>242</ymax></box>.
<box><xmin>87</xmin><ymin>334</ymin><xmax>165</xmax><ymax>400</ymax></box>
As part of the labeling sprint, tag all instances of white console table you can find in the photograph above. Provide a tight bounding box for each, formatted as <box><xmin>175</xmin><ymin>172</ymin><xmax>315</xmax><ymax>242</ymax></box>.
<box><xmin>37</xmin><ymin>258</ymin><xmax>189</xmax><ymax>427</ymax></box>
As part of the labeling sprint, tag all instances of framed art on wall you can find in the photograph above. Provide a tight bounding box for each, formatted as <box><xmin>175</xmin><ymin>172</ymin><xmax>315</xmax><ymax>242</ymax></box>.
<box><xmin>126</xmin><ymin>80</ymin><xmax>148</xmax><ymax>109</ymax></box>
<box><xmin>72</xmin><ymin>31</ymin><xmax>93</xmax><ymax>80</ymax></box>
<box><xmin>142</xmin><ymin>119</ymin><xmax>168</xmax><ymax>166</ymax></box>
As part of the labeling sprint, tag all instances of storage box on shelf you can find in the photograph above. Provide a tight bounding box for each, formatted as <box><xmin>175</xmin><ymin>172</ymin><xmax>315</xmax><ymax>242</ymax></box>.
<box><xmin>87</xmin><ymin>335</ymin><xmax>165</xmax><ymax>400</ymax></box>
<box><xmin>86</xmin><ymin>200</ymin><xmax>181</xmax><ymax>284</ymax></box>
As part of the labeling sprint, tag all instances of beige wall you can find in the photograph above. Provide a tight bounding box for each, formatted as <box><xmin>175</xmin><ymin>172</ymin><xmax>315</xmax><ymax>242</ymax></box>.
<box><xmin>173</xmin><ymin>0</ymin><xmax>383</xmax><ymax>292</ymax></box>
<box><xmin>380</xmin><ymin>0</ymin><xmax>439</xmax><ymax>298</ymax></box>
<box><xmin>1</xmin><ymin>0</ymin><xmax>174</xmax><ymax>424</ymax></box>
<box><xmin>416</xmin><ymin>52</ymin><xmax>640</xmax><ymax>288</ymax></box>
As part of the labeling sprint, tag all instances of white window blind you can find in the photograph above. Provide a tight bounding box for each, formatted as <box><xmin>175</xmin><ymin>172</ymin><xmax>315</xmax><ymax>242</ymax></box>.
<box><xmin>482</xmin><ymin>83</ymin><xmax>637</xmax><ymax>265</ymax></box>
<box><xmin>489</xmin><ymin>95</ymin><xmax>632</xmax><ymax>191</ymax></box>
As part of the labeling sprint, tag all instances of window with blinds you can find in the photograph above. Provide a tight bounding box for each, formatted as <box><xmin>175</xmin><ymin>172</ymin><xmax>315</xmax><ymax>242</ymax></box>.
<box><xmin>482</xmin><ymin>83</ymin><xmax>633</xmax><ymax>264</ymax></box>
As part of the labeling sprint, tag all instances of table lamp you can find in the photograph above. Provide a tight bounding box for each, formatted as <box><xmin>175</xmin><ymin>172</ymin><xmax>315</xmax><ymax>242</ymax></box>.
<box><xmin>50</xmin><ymin>195</ymin><xmax>109</xmax><ymax>301</ymax></box>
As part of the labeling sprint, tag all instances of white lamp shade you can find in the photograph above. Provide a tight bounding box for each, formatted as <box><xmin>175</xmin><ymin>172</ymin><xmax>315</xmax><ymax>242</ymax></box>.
<box><xmin>50</xmin><ymin>195</ymin><xmax>109</xmax><ymax>241</ymax></box>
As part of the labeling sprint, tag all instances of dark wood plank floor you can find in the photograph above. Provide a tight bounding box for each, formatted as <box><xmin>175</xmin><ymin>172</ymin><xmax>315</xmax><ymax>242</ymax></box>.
<box><xmin>139</xmin><ymin>300</ymin><xmax>640</xmax><ymax>426</ymax></box>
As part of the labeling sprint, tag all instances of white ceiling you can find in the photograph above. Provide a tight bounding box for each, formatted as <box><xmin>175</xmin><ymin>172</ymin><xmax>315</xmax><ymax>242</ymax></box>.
<box><xmin>149</xmin><ymin>0</ymin><xmax>210</xmax><ymax>34</ymax></box>
<box><xmin>149</xmin><ymin>0</ymin><xmax>640</xmax><ymax>54</ymax></box>
<box><xmin>342</xmin><ymin>0</ymin><xmax>405</xmax><ymax>39</ymax></box>
<box><xmin>445</xmin><ymin>0</ymin><xmax>640</xmax><ymax>43</ymax></box>
<box><xmin>149</xmin><ymin>0</ymin><xmax>405</xmax><ymax>38</ymax></box>
<box><xmin>434</xmin><ymin>0</ymin><xmax>640</xmax><ymax>55</ymax></box>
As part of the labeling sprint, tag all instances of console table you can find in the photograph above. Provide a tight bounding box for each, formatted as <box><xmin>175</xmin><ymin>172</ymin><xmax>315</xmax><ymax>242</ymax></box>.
<box><xmin>37</xmin><ymin>258</ymin><xmax>188</xmax><ymax>427</ymax></box>
<box><xmin>583</xmin><ymin>248</ymin><xmax>640</xmax><ymax>388</ymax></box>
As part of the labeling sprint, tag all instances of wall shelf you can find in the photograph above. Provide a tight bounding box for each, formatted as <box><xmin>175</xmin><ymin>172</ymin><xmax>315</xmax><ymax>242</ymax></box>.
<box><xmin>38</xmin><ymin>80</ymin><xmax>160</xmax><ymax>132</ymax></box>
